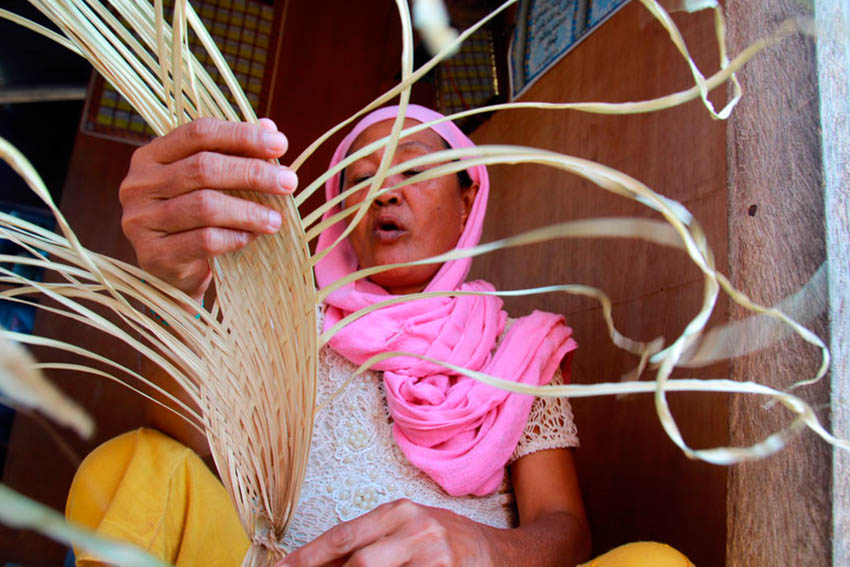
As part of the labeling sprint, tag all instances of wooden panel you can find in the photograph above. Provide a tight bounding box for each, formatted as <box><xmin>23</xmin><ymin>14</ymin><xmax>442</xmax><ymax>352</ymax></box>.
<box><xmin>725</xmin><ymin>1</ymin><xmax>831</xmax><ymax>565</ymax></box>
<box><xmin>468</xmin><ymin>4</ymin><xmax>728</xmax><ymax>565</ymax></box>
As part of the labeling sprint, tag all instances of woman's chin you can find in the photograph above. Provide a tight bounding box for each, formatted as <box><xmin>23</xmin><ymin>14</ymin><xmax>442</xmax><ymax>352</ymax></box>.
<box><xmin>367</xmin><ymin>265</ymin><xmax>441</xmax><ymax>295</ymax></box>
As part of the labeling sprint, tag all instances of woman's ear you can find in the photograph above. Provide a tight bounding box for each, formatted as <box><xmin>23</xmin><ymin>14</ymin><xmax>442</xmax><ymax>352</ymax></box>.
<box><xmin>459</xmin><ymin>181</ymin><xmax>479</xmax><ymax>228</ymax></box>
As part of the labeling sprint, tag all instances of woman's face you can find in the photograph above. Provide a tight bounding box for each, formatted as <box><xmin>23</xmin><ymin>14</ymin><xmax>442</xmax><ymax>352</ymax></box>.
<box><xmin>341</xmin><ymin>118</ymin><xmax>478</xmax><ymax>295</ymax></box>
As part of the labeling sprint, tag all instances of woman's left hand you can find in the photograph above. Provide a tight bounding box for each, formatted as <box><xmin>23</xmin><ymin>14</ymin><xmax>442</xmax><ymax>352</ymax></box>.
<box><xmin>276</xmin><ymin>498</ymin><xmax>498</xmax><ymax>567</ymax></box>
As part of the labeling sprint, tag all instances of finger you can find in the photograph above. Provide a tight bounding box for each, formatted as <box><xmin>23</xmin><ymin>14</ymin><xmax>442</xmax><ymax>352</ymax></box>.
<box><xmin>342</xmin><ymin>537</ymin><xmax>412</xmax><ymax>567</ymax></box>
<box><xmin>151</xmin><ymin>190</ymin><xmax>283</xmax><ymax>234</ymax></box>
<box><xmin>275</xmin><ymin>556</ymin><xmax>345</xmax><ymax>567</ymax></box>
<box><xmin>138</xmin><ymin>228</ymin><xmax>253</xmax><ymax>288</ymax></box>
<box><xmin>162</xmin><ymin>227</ymin><xmax>255</xmax><ymax>265</ymax></box>
<box><xmin>156</xmin><ymin>152</ymin><xmax>298</xmax><ymax>198</ymax></box>
<box><xmin>143</xmin><ymin>117</ymin><xmax>289</xmax><ymax>164</ymax></box>
<box><xmin>140</xmin><ymin>257</ymin><xmax>212</xmax><ymax>302</ymax></box>
<box><xmin>258</xmin><ymin>117</ymin><xmax>278</xmax><ymax>131</ymax></box>
<box><xmin>280</xmin><ymin>500</ymin><xmax>414</xmax><ymax>567</ymax></box>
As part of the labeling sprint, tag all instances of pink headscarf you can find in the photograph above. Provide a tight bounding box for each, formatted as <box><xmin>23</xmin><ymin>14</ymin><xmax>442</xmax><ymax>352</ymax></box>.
<box><xmin>315</xmin><ymin>105</ymin><xmax>577</xmax><ymax>496</ymax></box>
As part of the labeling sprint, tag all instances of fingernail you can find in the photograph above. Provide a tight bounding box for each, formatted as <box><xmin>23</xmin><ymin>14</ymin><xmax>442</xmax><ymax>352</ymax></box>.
<box><xmin>268</xmin><ymin>210</ymin><xmax>282</xmax><ymax>230</ymax></box>
<box><xmin>263</xmin><ymin>131</ymin><xmax>288</xmax><ymax>153</ymax></box>
<box><xmin>259</xmin><ymin>117</ymin><xmax>278</xmax><ymax>131</ymax></box>
<box><xmin>278</xmin><ymin>168</ymin><xmax>298</xmax><ymax>192</ymax></box>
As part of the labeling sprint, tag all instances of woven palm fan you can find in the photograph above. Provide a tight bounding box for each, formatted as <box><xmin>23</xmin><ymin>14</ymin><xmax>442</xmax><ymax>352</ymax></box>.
<box><xmin>0</xmin><ymin>0</ymin><xmax>847</xmax><ymax>565</ymax></box>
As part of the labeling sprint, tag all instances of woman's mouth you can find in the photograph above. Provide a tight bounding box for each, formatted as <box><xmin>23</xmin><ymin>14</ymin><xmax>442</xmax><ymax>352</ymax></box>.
<box><xmin>372</xmin><ymin>216</ymin><xmax>408</xmax><ymax>242</ymax></box>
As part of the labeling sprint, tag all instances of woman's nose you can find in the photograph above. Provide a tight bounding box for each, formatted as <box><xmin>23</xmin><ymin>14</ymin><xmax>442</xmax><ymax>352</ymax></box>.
<box><xmin>373</xmin><ymin>187</ymin><xmax>402</xmax><ymax>207</ymax></box>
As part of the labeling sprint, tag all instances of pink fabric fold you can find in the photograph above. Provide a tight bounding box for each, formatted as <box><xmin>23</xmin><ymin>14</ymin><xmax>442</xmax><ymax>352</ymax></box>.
<box><xmin>315</xmin><ymin>104</ymin><xmax>577</xmax><ymax>496</ymax></box>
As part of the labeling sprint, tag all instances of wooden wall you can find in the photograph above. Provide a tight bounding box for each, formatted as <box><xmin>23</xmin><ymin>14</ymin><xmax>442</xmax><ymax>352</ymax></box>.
<box><xmin>468</xmin><ymin>4</ymin><xmax>729</xmax><ymax>564</ymax></box>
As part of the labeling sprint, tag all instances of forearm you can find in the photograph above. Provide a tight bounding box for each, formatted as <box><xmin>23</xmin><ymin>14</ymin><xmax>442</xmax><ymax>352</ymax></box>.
<box><xmin>143</xmin><ymin>354</ymin><xmax>211</xmax><ymax>458</ymax></box>
<box><xmin>485</xmin><ymin>510</ymin><xmax>591</xmax><ymax>567</ymax></box>
<box><xmin>144</xmin><ymin>285</ymin><xmax>212</xmax><ymax>458</ymax></box>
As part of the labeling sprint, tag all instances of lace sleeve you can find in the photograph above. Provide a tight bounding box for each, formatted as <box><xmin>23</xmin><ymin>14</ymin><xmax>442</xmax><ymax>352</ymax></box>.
<box><xmin>510</xmin><ymin>367</ymin><xmax>579</xmax><ymax>463</ymax></box>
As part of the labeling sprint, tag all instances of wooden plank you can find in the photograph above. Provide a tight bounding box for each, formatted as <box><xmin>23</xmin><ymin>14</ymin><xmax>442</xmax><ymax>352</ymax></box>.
<box><xmin>814</xmin><ymin>1</ymin><xmax>850</xmax><ymax>564</ymax></box>
<box><xmin>724</xmin><ymin>1</ymin><xmax>832</xmax><ymax>565</ymax></box>
<box><xmin>469</xmin><ymin>3</ymin><xmax>728</xmax><ymax>564</ymax></box>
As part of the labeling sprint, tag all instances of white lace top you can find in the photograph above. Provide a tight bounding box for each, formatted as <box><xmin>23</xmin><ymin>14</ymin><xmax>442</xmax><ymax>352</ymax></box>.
<box><xmin>281</xmin><ymin>312</ymin><xmax>579</xmax><ymax>549</ymax></box>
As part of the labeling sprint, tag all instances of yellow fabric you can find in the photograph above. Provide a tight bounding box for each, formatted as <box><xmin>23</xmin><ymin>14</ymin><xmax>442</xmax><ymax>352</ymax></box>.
<box><xmin>579</xmin><ymin>541</ymin><xmax>695</xmax><ymax>567</ymax></box>
<box><xmin>65</xmin><ymin>428</ymin><xmax>249</xmax><ymax>567</ymax></box>
<box><xmin>67</xmin><ymin>429</ymin><xmax>693</xmax><ymax>567</ymax></box>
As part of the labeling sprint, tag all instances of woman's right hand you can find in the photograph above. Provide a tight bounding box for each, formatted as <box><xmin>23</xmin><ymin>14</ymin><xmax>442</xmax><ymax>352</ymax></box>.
<box><xmin>119</xmin><ymin>117</ymin><xmax>298</xmax><ymax>302</ymax></box>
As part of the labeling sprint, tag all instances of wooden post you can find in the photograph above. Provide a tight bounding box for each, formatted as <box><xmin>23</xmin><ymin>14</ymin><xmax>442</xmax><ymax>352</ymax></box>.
<box><xmin>814</xmin><ymin>1</ymin><xmax>850</xmax><ymax>564</ymax></box>
<box><xmin>725</xmin><ymin>1</ymin><xmax>832</xmax><ymax>565</ymax></box>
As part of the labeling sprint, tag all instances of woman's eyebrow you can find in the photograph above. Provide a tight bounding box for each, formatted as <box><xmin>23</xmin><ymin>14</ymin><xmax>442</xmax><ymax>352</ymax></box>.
<box><xmin>343</xmin><ymin>139</ymin><xmax>437</xmax><ymax>180</ymax></box>
<box><xmin>396</xmin><ymin>140</ymin><xmax>434</xmax><ymax>153</ymax></box>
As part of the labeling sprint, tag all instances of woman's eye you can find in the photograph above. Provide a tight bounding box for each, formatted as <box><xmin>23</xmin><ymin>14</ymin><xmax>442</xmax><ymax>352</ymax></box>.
<box><xmin>403</xmin><ymin>169</ymin><xmax>424</xmax><ymax>177</ymax></box>
<box><xmin>352</xmin><ymin>175</ymin><xmax>373</xmax><ymax>185</ymax></box>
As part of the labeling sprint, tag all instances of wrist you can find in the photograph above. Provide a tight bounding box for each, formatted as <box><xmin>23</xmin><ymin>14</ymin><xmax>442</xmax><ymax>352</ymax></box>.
<box><xmin>188</xmin><ymin>290</ymin><xmax>206</xmax><ymax>306</ymax></box>
<box><xmin>490</xmin><ymin>511</ymin><xmax>591</xmax><ymax>567</ymax></box>
<box><xmin>479</xmin><ymin>525</ymin><xmax>513</xmax><ymax>567</ymax></box>
<box><xmin>187</xmin><ymin>271</ymin><xmax>212</xmax><ymax>305</ymax></box>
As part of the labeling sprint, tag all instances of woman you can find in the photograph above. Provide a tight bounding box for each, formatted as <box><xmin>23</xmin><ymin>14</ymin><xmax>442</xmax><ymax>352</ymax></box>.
<box><xmin>68</xmin><ymin>105</ymin><xmax>692</xmax><ymax>567</ymax></box>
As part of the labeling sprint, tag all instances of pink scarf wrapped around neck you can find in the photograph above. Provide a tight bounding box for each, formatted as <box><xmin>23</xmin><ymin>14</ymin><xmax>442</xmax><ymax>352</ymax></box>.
<box><xmin>315</xmin><ymin>105</ymin><xmax>577</xmax><ymax>496</ymax></box>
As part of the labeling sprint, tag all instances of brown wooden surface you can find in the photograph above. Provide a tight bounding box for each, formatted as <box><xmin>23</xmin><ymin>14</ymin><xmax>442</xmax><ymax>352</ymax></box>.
<box><xmin>724</xmin><ymin>1</ymin><xmax>832</xmax><ymax>565</ymax></box>
<box><xmin>468</xmin><ymin>4</ymin><xmax>729</xmax><ymax>565</ymax></box>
